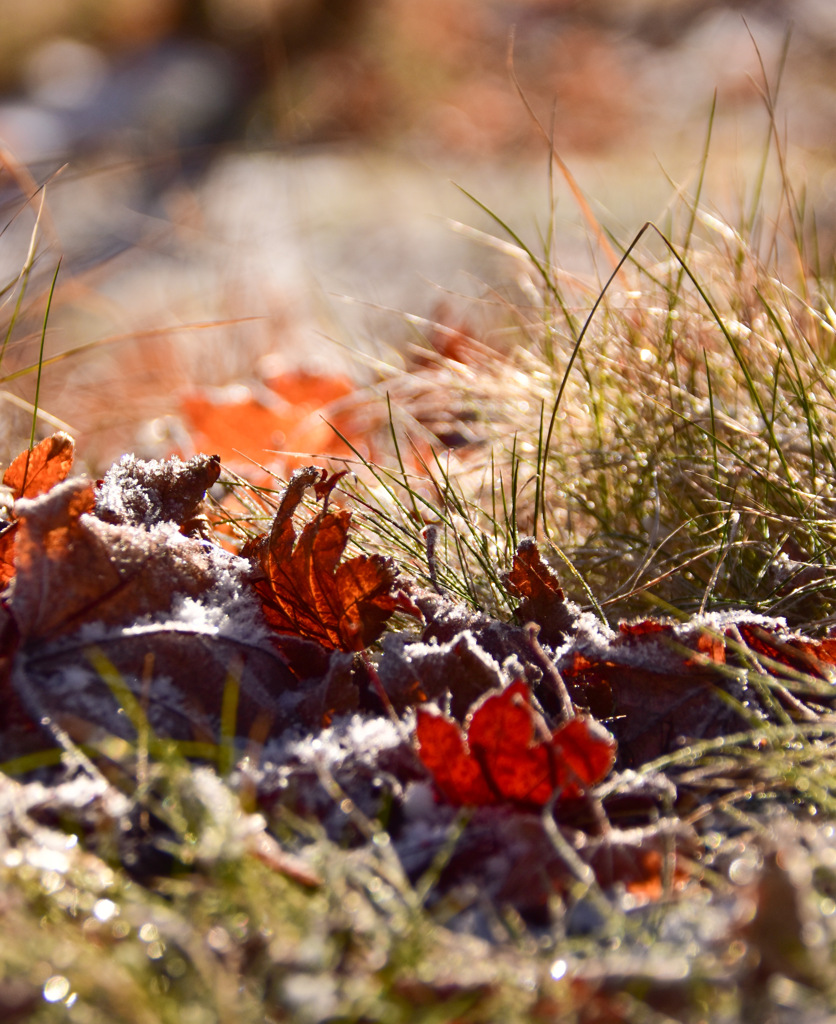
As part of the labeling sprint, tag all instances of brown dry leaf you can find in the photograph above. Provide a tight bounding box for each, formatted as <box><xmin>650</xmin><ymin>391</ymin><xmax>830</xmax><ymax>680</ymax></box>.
<box><xmin>9</xmin><ymin>478</ymin><xmax>217</xmax><ymax>641</ymax></box>
<box><xmin>502</xmin><ymin>538</ymin><xmax>577</xmax><ymax>646</ymax></box>
<box><xmin>246</xmin><ymin>466</ymin><xmax>419</xmax><ymax>652</ymax></box>
<box><xmin>7</xmin><ymin>470</ymin><xmax>298</xmax><ymax>748</ymax></box>
<box><xmin>563</xmin><ymin>620</ymin><xmax>743</xmax><ymax>767</ymax></box>
<box><xmin>378</xmin><ymin>630</ymin><xmax>506</xmax><ymax>719</ymax></box>
<box><xmin>95</xmin><ymin>452</ymin><xmax>221</xmax><ymax>531</ymax></box>
<box><xmin>3</xmin><ymin>432</ymin><xmax>74</xmax><ymax>502</ymax></box>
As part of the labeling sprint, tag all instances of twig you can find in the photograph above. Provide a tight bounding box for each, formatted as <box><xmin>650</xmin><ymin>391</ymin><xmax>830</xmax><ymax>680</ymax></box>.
<box><xmin>526</xmin><ymin>623</ymin><xmax>575</xmax><ymax>720</ymax></box>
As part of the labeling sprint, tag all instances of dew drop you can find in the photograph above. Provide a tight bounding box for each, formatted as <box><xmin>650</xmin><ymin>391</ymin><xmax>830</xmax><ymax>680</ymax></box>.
<box><xmin>550</xmin><ymin>959</ymin><xmax>568</xmax><ymax>981</ymax></box>
<box><xmin>43</xmin><ymin>976</ymin><xmax>70</xmax><ymax>1003</ymax></box>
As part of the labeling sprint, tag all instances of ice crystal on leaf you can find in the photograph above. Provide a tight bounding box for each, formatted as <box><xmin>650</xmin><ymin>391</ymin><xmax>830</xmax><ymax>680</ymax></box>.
<box><xmin>94</xmin><ymin>451</ymin><xmax>221</xmax><ymax>530</ymax></box>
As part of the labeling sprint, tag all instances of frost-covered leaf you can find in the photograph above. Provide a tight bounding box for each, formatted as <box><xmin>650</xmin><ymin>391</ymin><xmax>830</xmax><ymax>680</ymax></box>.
<box><xmin>9</xmin><ymin>479</ymin><xmax>217</xmax><ymax>640</ymax></box>
<box><xmin>95</xmin><ymin>452</ymin><xmax>220</xmax><ymax>531</ymax></box>
<box><xmin>378</xmin><ymin>630</ymin><xmax>506</xmax><ymax>718</ymax></box>
<box><xmin>5</xmin><ymin>469</ymin><xmax>300</xmax><ymax>748</ymax></box>
<box><xmin>416</xmin><ymin>680</ymin><xmax>616</xmax><ymax>807</ymax></box>
<box><xmin>561</xmin><ymin>614</ymin><xmax>782</xmax><ymax>766</ymax></box>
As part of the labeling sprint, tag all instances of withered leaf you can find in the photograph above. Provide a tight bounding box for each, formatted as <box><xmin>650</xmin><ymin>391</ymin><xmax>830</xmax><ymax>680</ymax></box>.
<box><xmin>8</xmin><ymin>472</ymin><xmax>297</xmax><ymax>747</ymax></box>
<box><xmin>246</xmin><ymin>466</ymin><xmax>418</xmax><ymax>652</ymax></box>
<box><xmin>0</xmin><ymin>432</ymin><xmax>73</xmax><ymax>593</ymax></box>
<box><xmin>416</xmin><ymin>680</ymin><xmax>616</xmax><ymax>807</ymax></box>
<box><xmin>563</xmin><ymin>619</ymin><xmax>744</xmax><ymax>767</ymax></box>
<box><xmin>3</xmin><ymin>432</ymin><xmax>74</xmax><ymax>502</ymax></box>
<box><xmin>9</xmin><ymin>478</ymin><xmax>217</xmax><ymax>641</ymax></box>
<box><xmin>502</xmin><ymin>538</ymin><xmax>576</xmax><ymax>646</ymax></box>
<box><xmin>95</xmin><ymin>452</ymin><xmax>221</xmax><ymax>530</ymax></box>
<box><xmin>378</xmin><ymin>631</ymin><xmax>505</xmax><ymax>718</ymax></box>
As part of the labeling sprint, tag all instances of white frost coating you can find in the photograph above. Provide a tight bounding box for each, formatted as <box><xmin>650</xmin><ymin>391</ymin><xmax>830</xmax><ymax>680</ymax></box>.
<box><xmin>95</xmin><ymin>453</ymin><xmax>145</xmax><ymax>518</ymax></box>
<box><xmin>398</xmin><ymin>629</ymin><xmax>503</xmax><ymax>675</ymax></box>
<box><xmin>94</xmin><ymin>452</ymin><xmax>214</xmax><ymax>527</ymax></box>
<box><xmin>8</xmin><ymin>773</ymin><xmax>130</xmax><ymax>821</ymax></box>
<box><xmin>568</xmin><ymin>608</ymin><xmax>789</xmax><ymax>674</ymax></box>
<box><xmin>169</xmin><ymin>542</ymin><xmax>274</xmax><ymax>647</ymax></box>
<box><xmin>283</xmin><ymin>713</ymin><xmax>406</xmax><ymax>771</ymax></box>
<box><xmin>67</xmin><ymin>519</ymin><xmax>273</xmax><ymax>646</ymax></box>
<box><xmin>690</xmin><ymin>609</ymin><xmax>787</xmax><ymax>632</ymax></box>
<box><xmin>74</xmin><ymin>578</ymin><xmax>273</xmax><ymax>649</ymax></box>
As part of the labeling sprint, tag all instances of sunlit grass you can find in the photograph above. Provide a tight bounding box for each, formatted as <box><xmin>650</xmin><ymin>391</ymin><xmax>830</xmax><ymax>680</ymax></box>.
<box><xmin>5</xmin><ymin>51</ymin><xmax>836</xmax><ymax>1022</ymax></box>
<box><xmin>341</xmin><ymin>86</ymin><xmax>836</xmax><ymax>632</ymax></box>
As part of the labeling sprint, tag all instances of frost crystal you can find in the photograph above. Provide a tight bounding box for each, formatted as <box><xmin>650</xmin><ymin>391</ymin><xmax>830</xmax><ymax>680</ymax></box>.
<box><xmin>95</xmin><ymin>452</ymin><xmax>220</xmax><ymax>528</ymax></box>
<box><xmin>283</xmin><ymin>713</ymin><xmax>406</xmax><ymax>772</ymax></box>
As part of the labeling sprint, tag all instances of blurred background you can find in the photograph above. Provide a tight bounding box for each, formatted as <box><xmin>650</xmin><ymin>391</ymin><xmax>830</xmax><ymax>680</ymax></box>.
<box><xmin>0</xmin><ymin>0</ymin><xmax>833</xmax><ymax>471</ymax></box>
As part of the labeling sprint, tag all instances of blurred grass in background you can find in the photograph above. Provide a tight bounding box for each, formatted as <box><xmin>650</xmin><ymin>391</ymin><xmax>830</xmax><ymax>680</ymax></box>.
<box><xmin>0</xmin><ymin>0</ymin><xmax>834</xmax><ymax>472</ymax></box>
<box><xmin>3</xmin><ymin>0</ymin><xmax>836</xmax><ymax>158</ymax></box>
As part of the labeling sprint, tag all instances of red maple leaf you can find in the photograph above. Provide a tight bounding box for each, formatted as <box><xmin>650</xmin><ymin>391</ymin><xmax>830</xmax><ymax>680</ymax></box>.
<box><xmin>736</xmin><ymin>622</ymin><xmax>836</xmax><ymax>681</ymax></box>
<box><xmin>245</xmin><ymin>466</ymin><xmax>419</xmax><ymax>653</ymax></box>
<box><xmin>416</xmin><ymin>680</ymin><xmax>616</xmax><ymax>807</ymax></box>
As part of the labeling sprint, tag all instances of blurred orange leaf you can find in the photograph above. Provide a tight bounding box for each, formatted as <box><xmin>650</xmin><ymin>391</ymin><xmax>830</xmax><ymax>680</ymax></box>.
<box><xmin>263</xmin><ymin>369</ymin><xmax>354</xmax><ymax>407</ymax></box>
<box><xmin>180</xmin><ymin>373</ymin><xmax>359</xmax><ymax>476</ymax></box>
<box><xmin>180</xmin><ymin>391</ymin><xmax>290</xmax><ymax>469</ymax></box>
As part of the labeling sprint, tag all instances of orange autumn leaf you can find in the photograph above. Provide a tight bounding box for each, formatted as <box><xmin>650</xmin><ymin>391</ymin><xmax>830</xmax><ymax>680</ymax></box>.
<box><xmin>416</xmin><ymin>680</ymin><xmax>616</xmax><ymax>808</ymax></box>
<box><xmin>245</xmin><ymin>466</ymin><xmax>418</xmax><ymax>652</ymax></box>
<box><xmin>180</xmin><ymin>390</ymin><xmax>291</xmax><ymax>469</ymax></box>
<box><xmin>503</xmin><ymin>538</ymin><xmax>565</xmax><ymax>605</ymax></box>
<box><xmin>3</xmin><ymin>432</ymin><xmax>75</xmax><ymax>502</ymax></box>
<box><xmin>180</xmin><ymin>373</ymin><xmax>359</xmax><ymax>477</ymax></box>
<box><xmin>262</xmin><ymin>369</ymin><xmax>354</xmax><ymax>408</ymax></box>
<box><xmin>0</xmin><ymin>432</ymin><xmax>77</xmax><ymax>593</ymax></box>
<box><xmin>10</xmin><ymin>478</ymin><xmax>217</xmax><ymax>641</ymax></box>
<box><xmin>0</xmin><ymin>523</ymin><xmax>16</xmax><ymax>588</ymax></box>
